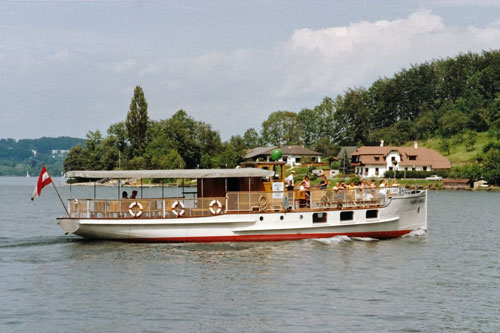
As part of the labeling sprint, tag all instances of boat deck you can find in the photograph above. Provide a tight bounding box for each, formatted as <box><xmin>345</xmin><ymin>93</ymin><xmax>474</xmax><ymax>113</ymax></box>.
<box><xmin>67</xmin><ymin>188</ymin><xmax>403</xmax><ymax>219</ymax></box>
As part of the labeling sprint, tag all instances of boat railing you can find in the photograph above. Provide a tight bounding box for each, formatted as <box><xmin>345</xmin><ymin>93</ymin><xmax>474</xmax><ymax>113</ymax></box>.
<box><xmin>67</xmin><ymin>188</ymin><xmax>393</xmax><ymax>219</ymax></box>
<box><xmin>226</xmin><ymin>188</ymin><xmax>388</xmax><ymax>212</ymax></box>
<box><xmin>67</xmin><ymin>197</ymin><xmax>227</xmax><ymax>219</ymax></box>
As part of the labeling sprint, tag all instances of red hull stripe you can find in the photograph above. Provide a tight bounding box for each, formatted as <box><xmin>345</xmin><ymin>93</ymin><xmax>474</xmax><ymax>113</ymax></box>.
<box><xmin>125</xmin><ymin>230</ymin><xmax>412</xmax><ymax>243</ymax></box>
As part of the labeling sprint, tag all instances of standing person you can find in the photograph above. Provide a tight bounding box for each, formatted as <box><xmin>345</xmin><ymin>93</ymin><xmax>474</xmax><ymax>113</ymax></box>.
<box><xmin>122</xmin><ymin>191</ymin><xmax>128</xmax><ymax>199</ymax></box>
<box><xmin>319</xmin><ymin>174</ymin><xmax>330</xmax><ymax>190</ymax></box>
<box><xmin>130</xmin><ymin>190</ymin><xmax>138</xmax><ymax>199</ymax></box>
<box><xmin>285</xmin><ymin>171</ymin><xmax>295</xmax><ymax>191</ymax></box>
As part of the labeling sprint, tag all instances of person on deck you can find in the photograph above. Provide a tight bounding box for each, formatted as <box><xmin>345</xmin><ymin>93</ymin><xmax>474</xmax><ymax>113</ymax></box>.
<box><xmin>122</xmin><ymin>191</ymin><xmax>128</xmax><ymax>199</ymax></box>
<box><xmin>130</xmin><ymin>190</ymin><xmax>138</xmax><ymax>199</ymax></box>
<box><xmin>285</xmin><ymin>171</ymin><xmax>295</xmax><ymax>191</ymax></box>
<box><xmin>319</xmin><ymin>175</ymin><xmax>330</xmax><ymax>190</ymax></box>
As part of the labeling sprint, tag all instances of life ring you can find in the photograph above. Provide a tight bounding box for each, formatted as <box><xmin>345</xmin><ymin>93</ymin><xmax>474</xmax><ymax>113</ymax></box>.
<box><xmin>258</xmin><ymin>195</ymin><xmax>268</xmax><ymax>211</ymax></box>
<box><xmin>209</xmin><ymin>200</ymin><xmax>223</xmax><ymax>215</ymax></box>
<box><xmin>129</xmin><ymin>201</ymin><xmax>143</xmax><ymax>218</ymax></box>
<box><xmin>171</xmin><ymin>200</ymin><xmax>185</xmax><ymax>217</ymax></box>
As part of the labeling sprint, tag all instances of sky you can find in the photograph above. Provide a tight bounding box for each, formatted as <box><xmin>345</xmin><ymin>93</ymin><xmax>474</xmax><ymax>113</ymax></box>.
<box><xmin>1</xmin><ymin>0</ymin><xmax>500</xmax><ymax>141</ymax></box>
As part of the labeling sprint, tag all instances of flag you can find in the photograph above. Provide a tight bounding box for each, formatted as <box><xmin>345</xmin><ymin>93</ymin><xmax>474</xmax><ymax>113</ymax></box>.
<box><xmin>31</xmin><ymin>166</ymin><xmax>52</xmax><ymax>200</ymax></box>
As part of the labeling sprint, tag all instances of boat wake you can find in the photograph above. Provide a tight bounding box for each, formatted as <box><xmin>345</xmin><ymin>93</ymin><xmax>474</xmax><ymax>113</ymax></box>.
<box><xmin>403</xmin><ymin>227</ymin><xmax>428</xmax><ymax>237</ymax></box>
<box><xmin>313</xmin><ymin>235</ymin><xmax>378</xmax><ymax>244</ymax></box>
<box><xmin>0</xmin><ymin>236</ymin><xmax>81</xmax><ymax>249</ymax></box>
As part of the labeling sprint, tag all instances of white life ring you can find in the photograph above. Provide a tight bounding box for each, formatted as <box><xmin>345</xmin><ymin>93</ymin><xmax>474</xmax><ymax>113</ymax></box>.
<box><xmin>209</xmin><ymin>200</ymin><xmax>223</xmax><ymax>215</ymax></box>
<box><xmin>128</xmin><ymin>201</ymin><xmax>143</xmax><ymax>218</ymax></box>
<box><xmin>171</xmin><ymin>200</ymin><xmax>185</xmax><ymax>217</ymax></box>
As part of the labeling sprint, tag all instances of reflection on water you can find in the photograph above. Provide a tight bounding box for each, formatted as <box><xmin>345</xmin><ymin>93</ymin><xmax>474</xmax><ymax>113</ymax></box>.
<box><xmin>1</xmin><ymin>177</ymin><xmax>500</xmax><ymax>332</ymax></box>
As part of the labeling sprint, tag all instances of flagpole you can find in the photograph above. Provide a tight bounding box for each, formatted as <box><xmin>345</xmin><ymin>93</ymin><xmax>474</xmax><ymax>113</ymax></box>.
<box><xmin>46</xmin><ymin>167</ymin><xmax>70</xmax><ymax>217</ymax></box>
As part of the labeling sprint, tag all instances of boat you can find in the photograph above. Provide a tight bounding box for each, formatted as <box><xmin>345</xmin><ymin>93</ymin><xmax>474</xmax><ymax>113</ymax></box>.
<box><xmin>57</xmin><ymin>162</ymin><xmax>427</xmax><ymax>242</ymax></box>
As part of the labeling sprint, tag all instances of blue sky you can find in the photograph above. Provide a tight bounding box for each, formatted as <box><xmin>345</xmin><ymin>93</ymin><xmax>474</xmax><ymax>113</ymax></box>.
<box><xmin>1</xmin><ymin>0</ymin><xmax>500</xmax><ymax>140</ymax></box>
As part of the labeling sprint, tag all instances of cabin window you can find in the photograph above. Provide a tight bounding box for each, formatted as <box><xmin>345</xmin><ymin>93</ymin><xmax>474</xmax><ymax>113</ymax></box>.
<box><xmin>366</xmin><ymin>210</ymin><xmax>378</xmax><ymax>219</ymax></box>
<box><xmin>313</xmin><ymin>213</ymin><xmax>327</xmax><ymax>223</ymax></box>
<box><xmin>274</xmin><ymin>165</ymin><xmax>283</xmax><ymax>180</ymax></box>
<box><xmin>340</xmin><ymin>211</ymin><xmax>353</xmax><ymax>221</ymax></box>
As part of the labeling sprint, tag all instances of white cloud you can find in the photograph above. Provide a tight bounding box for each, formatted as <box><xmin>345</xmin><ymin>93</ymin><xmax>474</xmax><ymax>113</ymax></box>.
<box><xmin>108</xmin><ymin>59</ymin><xmax>137</xmax><ymax>73</ymax></box>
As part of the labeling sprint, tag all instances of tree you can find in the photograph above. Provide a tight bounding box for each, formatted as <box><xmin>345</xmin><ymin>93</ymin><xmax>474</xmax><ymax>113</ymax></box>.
<box><xmin>126</xmin><ymin>86</ymin><xmax>149</xmax><ymax>158</ymax></box>
<box><xmin>464</xmin><ymin>130</ymin><xmax>478</xmax><ymax>152</ymax></box>
<box><xmin>438</xmin><ymin>110</ymin><xmax>470</xmax><ymax>137</ymax></box>
<box><xmin>481</xmin><ymin>148</ymin><xmax>500</xmax><ymax>185</ymax></box>
<box><xmin>261</xmin><ymin>111</ymin><xmax>301</xmax><ymax>146</ymax></box>
<box><xmin>438</xmin><ymin>138</ymin><xmax>451</xmax><ymax>156</ymax></box>
<box><xmin>243</xmin><ymin>128</ymin><xmax>262</xmax><ymax>148</ymax></box>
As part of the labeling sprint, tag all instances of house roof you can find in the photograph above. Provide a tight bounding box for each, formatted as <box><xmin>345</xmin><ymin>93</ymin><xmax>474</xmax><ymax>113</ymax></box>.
<box><xmin>336</xmin><ymin>146</ymin><xmax>358</xmax><ymax>159</ymax></box>
<box><xmin>353</xmin><ymin>146</ymin><xmax>451</xmax><ymax>169</ymax></box>
<box><xmin>244</xmin><ymin>146</ymin><xmax>277</xmax><ymax>159</ymax></box>
<box><xmin>244</xmin><ymin>145</ymin><xmax>321</xmax><ymax>159</ymax></box>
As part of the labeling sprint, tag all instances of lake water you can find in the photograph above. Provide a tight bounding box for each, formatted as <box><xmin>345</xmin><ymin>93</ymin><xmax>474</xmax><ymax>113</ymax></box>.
<box><xmin>1</xmin><ymin>177</ymin><xmax>499</xmax><ymax>332</ymax></box>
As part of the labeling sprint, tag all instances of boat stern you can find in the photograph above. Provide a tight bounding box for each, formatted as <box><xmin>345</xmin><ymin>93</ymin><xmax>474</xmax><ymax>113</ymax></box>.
<box><xmin>57</xmin><ymin>218</ymin><xmax>80</xmax><ymax>234</ymax></box>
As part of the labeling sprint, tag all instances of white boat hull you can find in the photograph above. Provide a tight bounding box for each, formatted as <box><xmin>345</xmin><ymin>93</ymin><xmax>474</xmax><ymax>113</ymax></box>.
<box><xmin>57</xmin><ymin>191</ymin><xmax>427</xmax><ymax>242</ymax></box>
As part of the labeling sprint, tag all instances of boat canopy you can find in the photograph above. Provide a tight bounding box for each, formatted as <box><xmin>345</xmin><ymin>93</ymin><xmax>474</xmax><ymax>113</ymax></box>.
<box><xmin>65</xmin><ymin>168</ymin><xmax>275</xmax><ymax>179</ymax></box>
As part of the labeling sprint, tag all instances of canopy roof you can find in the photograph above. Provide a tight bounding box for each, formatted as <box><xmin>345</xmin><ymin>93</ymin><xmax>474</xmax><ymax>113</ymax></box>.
<box><xmin>65</xmin><ymin>168</ymin><xmax>275</xmax><ymax>179</ymax></box>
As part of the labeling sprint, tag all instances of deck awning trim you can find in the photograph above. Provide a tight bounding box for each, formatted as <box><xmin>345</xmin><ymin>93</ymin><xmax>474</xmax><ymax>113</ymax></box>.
<box><xmin>65</xmin><ymin>168</ymin><xmax>275</xmax><ymax>179</ymax></box>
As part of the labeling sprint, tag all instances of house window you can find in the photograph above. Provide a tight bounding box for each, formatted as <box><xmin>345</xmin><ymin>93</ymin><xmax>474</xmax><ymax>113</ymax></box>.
<box><xmin>295</xmin><ymin>157</ymin><xmax>301</xmax><ymax>164</ymax></box>
<box><xmin>405</xmin><ymin>167</ymin><xmax>408</xmax><ymax>171</ymax></box>
<box><xmin>374</xmin><ymin>156</ymin><xmax>380</xmax><ymax>161</ymax></box>
<box><xmin>391</xmin><ymin>156</ymin><xmax>396</xmax><ymax>162</ymax></box>
<box><xmin>409</xmin><ymin>156</ymin><xmax>416</xmax><ymax>161</ymax></box>
<box><xmin>389</xmin><ymin>167</ymin><xmax>393</xmax><ymax>171</ymax></box>
<box><xmin>412</xmin><ymin>167</ymin><xmax>416</xmax><ymax>171</ymax></box>
<box><xmin>283</xmin><ymin>156</ymin><xmax>288</xmax><ymax>162</ymax></box>
<box><xmin>375</xmin><ymin>167</ymin><xmax>379</xmax><ymax>175</ymax></box>
<box><xmin>423</xmin><ymin>166</ymin><xmax>427</xmax><ymax>171</ymax></box>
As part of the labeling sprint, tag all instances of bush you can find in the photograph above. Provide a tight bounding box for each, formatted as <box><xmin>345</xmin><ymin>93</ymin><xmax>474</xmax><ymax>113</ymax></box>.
<box><xmin>383</xmin><ymin>170</ymin><xmax>449</xmax><ymax>179</ymax></box>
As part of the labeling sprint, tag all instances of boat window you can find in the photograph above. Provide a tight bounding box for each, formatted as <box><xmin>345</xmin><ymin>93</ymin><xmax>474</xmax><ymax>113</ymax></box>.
<box><xmin>313</xmin><ymin>213</ymin><xmax>327</xmax><ymax>223</ymax></box>
<box><xmin>366</xmin><ymin>210</ymin><xmax>378</xmax><ymax>219</ymax></box>
<box><xmin>340</xmin><ymin>211</ymin><xmax>353</xmax><ymax>221</ymax></box>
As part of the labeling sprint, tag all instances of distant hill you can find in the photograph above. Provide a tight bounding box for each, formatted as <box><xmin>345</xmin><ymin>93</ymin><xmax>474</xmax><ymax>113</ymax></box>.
<box><xmin>0</xmin><ymin>136</ymin><xmax>85</xmax><ymax>176</ymax></box>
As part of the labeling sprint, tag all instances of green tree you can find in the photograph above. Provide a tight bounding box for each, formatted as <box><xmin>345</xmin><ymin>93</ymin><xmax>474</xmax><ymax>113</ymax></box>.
<box><xmin>243</xmin><ymin>128</ymin><xmax>262</xmax><ymax>148</ymax></box>
<box><xmin>481</xmin><ymin>148</ymin><xmax>500</xmax><ymax>185</ymax></box>
<box><xmin>438</xmin><ymin>138</ymin><xmax>451</xmax><ymax>155</ymax></box>
<box><xmin>126</xmin><ymin>86</ymin><xmax>149</xmax><ymax>158</ymax></box>
<box><xmin>464</xmin><ymin>130</ymin><xmax>478</xmax><ymax>152</ymax></box>
<box><xmin>261</xmin><ymin>111</ymin><xmax>300</xmax><ymax>146</ymax></box>
<box><xmin>438</xmin><ymin>110</ymin><xmax>470</xmax><ymax>137</ymax></box>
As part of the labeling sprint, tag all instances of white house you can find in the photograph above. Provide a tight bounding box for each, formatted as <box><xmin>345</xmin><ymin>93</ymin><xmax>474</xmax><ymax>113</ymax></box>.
<box><xmin>245</xmin><ymin>145</ymin><xmax>322</xmax><ymax>166</ymax></box>
<box><xmin>351</xmin><ymin>142</ymin><xmax>451</xmax><ymax>178</ymax></box>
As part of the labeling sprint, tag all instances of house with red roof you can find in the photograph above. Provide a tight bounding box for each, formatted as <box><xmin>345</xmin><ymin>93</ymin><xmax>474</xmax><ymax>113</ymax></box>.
<box><xmin>351</xmin><ymin>141</ymin><xmax>450</xmax><ymax>178</ymax></box>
